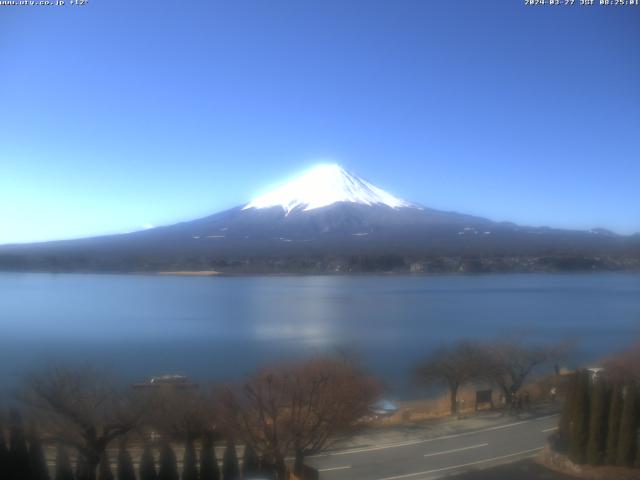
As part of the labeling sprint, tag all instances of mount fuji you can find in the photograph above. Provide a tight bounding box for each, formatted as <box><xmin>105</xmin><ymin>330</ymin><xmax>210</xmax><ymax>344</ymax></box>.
<box><xmin>242</xmin><ymin>164</ymin><xmax>417</xmax><ymax>213</ymax></box>
<box><xmin>1</xmin><ymin>164</ymin><xmax>638</xmax><ymax>273</ymax></box>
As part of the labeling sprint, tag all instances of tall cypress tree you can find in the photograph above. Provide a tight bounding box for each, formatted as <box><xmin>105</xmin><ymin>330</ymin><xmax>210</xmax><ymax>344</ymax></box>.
<box><xmin>158</xmin><ymin>442</ymin><xmax>179</xmax><ymax>480</ymax></box>
<box><xmin>97</xmin><ymin>451</ymin><xmax>114</xmax><ymax>480</ymax></box>
<box><xmin>76</xmin><ymin>451</ymin><xmax>90</xmax><ymax>480</ymax></box>
<box><xmin>569</xmin><ymin>370</ymin><xmax>590</xmax><ymax>464</ymax></box>
<box><xmin>182</xmin><ymin>439</ymin><xmax>198</xmax><ymax>480</ymax></box>
<box><xmin>0</xmin><ymin>430</ymin><xmax>9</xmax><ymax>480</ymax></box>
<box><xmin>586</xmin><ymin>378</ymin><xmax>609</xmax><ymax>465</ymax></box>
<box><xmin>29</xmin><ymin>434</ymin><xmax>51</xmax><ymax>480</ymax></box>
<box><xmin>242</xmin><ymin>444</ymin><xmax>260</xmax><ymax>479</ymax></box>
<box><xmin>221</xmin><ymin>442</ymin><xmax>239</xmax><ymax>480</ymax></box>
<box><xmin>54</xmin><ymin>446</ymin><xmax>74</xmax><ymax>480</ymax></box>
<box><xmin>139</xmin><ymin>444</ymin><xmax>157</xmax><ymax>480</ymax></box>
<box><xmin>199</xmin><ymin>433</ymin><xmax>219</xmax><ymax>480</ymax></box>
<box><xmin>558</xmin><ymin>374</ymin><xmax>578</xmax><ymax>443</ymax></box>
<box><xmin>605</xmin><ymin>382</ymin><xmax>623</xmax><ymax>465</ymax></box>
<box><xmin>258</xmin><ymin>458</ymin><xmax>276</xmax><ymax>480</ymax></box>
<box><xmin>117</xmin><ymin>447</ymin><xmax>136</xmax><ymax>480</ymax></box>
<box><xmin>616</xmin><ymin>381</ymin><xmax>638</xmax><ymax>467</ymax></box>
<box><xmin>9</xmin><ymin>410</ymin><xmax>31</xmax><ymax>480</ymax></box>
<box><xmin>558</xmin><ymin>373</ymin><xmax>577</xmax><ymax>448</ymax></box>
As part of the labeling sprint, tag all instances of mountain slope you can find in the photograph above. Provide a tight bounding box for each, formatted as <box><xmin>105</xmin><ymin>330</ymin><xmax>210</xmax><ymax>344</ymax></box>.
<box><xmin>1</xmin><ymin>165</ymin><xmax>638</xmax><ymax>273</ymax></box>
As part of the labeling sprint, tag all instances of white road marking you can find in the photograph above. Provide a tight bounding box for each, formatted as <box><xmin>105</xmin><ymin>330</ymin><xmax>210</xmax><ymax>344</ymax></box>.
<box><xmin>542</xmin><ymin>426</ymin><xmax>558</xmax><ymax>433</ymax></box>
<box><xmin>310</xmin><ymin>414</ymin><xmax>558</xmax><ymax>458</ymax></box>
<box><xmin>423</xmin><ymin>442</ymin><xmax>488</xmax><ymax>457</ymax></box>
<box><xmin>318</xmin><ymin>465</ymin><xmax>352</xmax><ymax>472</ymax></box>
<box><xmin>377</xmin><ymin>447</ymin><xmax>544</xmax><ymax>480</ymax></box>
<box><xmin>535</xmin><ymin>414</ymin><xmax>561</xmax><ymax>421</ymax></box>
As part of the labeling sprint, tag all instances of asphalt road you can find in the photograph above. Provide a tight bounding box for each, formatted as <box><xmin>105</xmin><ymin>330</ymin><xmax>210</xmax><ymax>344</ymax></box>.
<box><xmin>307</xmin><ymin>414</ymin><xmax>559</xmax><ymax>480</ymax></box>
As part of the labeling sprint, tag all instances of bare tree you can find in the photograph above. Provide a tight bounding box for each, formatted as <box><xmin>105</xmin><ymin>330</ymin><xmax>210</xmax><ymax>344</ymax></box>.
<box><xmin>482</xmin><ymin>340</ymin><xmax>566</xmax><ymax>403</ymax></box>
<box><xmin>21</xmin><ymin>367</ymin><xmax>147</xmax><ymax>480</ymax></box>
<box><xmin>603</xmin><ymin>341</ymin><xmax>640</xmax><ymax>382</ymax></box>
<box><xmin>144</xmin><ymin>387</ymin><xmax>216</xmax><ymax>441</ymax></box>
<box><xmin>221</xmin><ymin>356</ymin><xmax>380</xmax><ymax>478</ymax></box>
<box><xmin>415</xmin><ymin>341</ymin><xmax>484</xmax><ymax>415</ymax></box>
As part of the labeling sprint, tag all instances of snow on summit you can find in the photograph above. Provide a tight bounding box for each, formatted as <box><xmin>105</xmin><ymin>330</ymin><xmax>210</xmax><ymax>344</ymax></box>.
<box><xmin>243</xmin><ymin>164</ymin><xmax>416</xmax><ymax>214</ymax></box>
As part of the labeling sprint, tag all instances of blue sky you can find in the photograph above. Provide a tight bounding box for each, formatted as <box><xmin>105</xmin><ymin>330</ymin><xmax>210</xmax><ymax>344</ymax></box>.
<box><xmin>1</xmin><ymin>0</ymin><xmax>639</xmax><ymax>244</ymax></box>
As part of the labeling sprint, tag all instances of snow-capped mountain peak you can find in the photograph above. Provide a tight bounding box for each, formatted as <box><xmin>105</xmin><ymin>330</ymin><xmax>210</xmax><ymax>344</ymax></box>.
<box><xmin>243</xmin><ymin>164</ymin><xmax>417</xmax><ymax>214</ymax></box>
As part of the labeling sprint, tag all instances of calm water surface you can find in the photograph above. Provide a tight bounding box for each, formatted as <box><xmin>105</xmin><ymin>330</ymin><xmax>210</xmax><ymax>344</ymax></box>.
<box><xmin>1</xmin><ymin>273</ymin><xmax>639</xmax><ymax>397</ymax></box>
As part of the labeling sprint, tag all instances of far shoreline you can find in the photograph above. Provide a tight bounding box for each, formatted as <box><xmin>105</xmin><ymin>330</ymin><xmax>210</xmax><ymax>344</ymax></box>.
<box><xmin>1</xmin><ymin>269</ymin><xmax>640</xmax><ymax>278</ymax></box>
<box><xmin>155</xmin><ymin>270</ymin><xmax>222</xmax><ymax>277</ymax></box>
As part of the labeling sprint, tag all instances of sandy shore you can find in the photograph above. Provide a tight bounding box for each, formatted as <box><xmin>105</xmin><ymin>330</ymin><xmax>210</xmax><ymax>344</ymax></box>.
<box><xmin>156</xmin><ymin>270</ymin><xmax>221</xmax><ymax>276</ymax></box>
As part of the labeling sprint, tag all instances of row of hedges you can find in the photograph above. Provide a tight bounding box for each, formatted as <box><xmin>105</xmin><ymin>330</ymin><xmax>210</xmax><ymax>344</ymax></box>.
<box><xmin>0</xmin><ymin>412</ymin><xmax>268</xmax><ymax>480</ymax></box>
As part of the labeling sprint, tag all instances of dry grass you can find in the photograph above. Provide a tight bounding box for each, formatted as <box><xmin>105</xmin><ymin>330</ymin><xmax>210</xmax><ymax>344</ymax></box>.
<box><xmin>370</xmin><ymin>373</ymin><xmax>571</xmax><ymax>428</ymax></box>
<box><xmin>369</xmin><ymin>386</ymin><xmax>500</xmax><ymax>427</ymax></box>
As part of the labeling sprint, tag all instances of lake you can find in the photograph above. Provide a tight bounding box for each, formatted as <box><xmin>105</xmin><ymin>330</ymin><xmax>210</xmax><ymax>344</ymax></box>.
<box><xmin>1</xmin><ymin>273</ymin><xmax>639</xmax><ymax>398</ymax></box>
